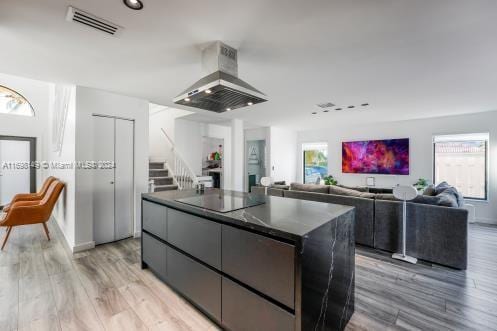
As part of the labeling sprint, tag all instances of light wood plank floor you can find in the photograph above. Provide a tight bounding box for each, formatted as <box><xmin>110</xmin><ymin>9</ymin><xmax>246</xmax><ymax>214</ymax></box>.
<box><xmin>1</xmin><ymin>220</ymin><xmax>496</xmax><ymax>331</ymax></box>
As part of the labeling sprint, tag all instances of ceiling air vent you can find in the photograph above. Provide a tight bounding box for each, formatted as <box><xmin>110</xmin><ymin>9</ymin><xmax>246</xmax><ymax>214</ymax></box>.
<box><xmin>66</xmin><ymin>6</ymin><xmax>122</xmax><ymax>36</ymax></box>
<box><xmin>316</xmin><ymin>102</ymin><xmax>335</xmax><ymax>109</ymax></box>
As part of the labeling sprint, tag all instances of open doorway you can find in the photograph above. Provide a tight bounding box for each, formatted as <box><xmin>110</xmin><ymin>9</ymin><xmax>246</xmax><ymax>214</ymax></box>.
<box><xmin>246</xmin><ymin>139</ymin><xmax>266</xmax><ymax>192</ymax></box>
<box><xmin>0</xmin><ymin>135</ymin><xmax>36</xmax><ymax>208</ymax></box>
<box><xmin>202</xmin><ymin>137</ymin><xmax>224</xmax><ymax>188</ymax></box>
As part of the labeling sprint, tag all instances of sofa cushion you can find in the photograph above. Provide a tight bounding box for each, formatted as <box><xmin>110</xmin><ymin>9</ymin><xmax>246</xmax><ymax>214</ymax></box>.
<box><xmin>329</xmin><ymin>185</ymin><xmax>375</xmax><ymax>199</ymax></box>
<box><xmin>290</xmin><ymin>183</ymin><xmax>329</xmax><ymax>194</ymax></box>
<box><xmin>422</xmin><ymin>184</ymin><xmax>436</xmax><ymax>196</ymax></box>
<box><xmin>375</xmin><ymin>193</ymin><xmax>441</xmax><ymax>206</ymax></box>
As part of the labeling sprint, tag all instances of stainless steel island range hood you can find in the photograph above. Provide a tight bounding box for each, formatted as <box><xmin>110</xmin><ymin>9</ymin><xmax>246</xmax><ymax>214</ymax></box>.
<box><xmin>173</xmin><ymin>41</ymin><xmax>267</xmax><ymax>113</ymax></box>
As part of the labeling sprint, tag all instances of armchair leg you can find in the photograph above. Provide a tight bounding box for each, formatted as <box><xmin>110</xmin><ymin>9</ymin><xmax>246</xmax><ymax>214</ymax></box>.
<box><xmin>42</xmin><ymin>223</ymin><xmax>50</xmax><ymax>241</ymax></box>
<box><xmin>1</xmin><ymin>227</ymin><xmax>13</xmax><ymax>250</ymax></box>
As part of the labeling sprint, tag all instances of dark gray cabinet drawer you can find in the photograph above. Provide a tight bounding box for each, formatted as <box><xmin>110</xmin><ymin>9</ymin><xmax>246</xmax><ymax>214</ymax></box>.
<box><xmin>222</xmin><ymin>225</ymin><xmax>295</xmax><ymax>309</ymax></box>
<box><xmin>167</xmin><ymin>247</ymin><xmax>221</xmax><ymax>322</ymax></box>
<box><xmin>142</xmin><ymin>232</ymin><xmax>167</xmax><ymax>281</ymax></box>
<box><xmin>222</xmin><ymin>277</ymin><xmax>295</xmax><ymax>331</ymax></box>
<box><xmin>142</xmin><ymin>200</ymin><xmax>167</xmax><ymax>240</ymax></box>
<box><xmin>167</xmin><ymin>209</ymin><xmax>221</xmax><ymax>269</ymax></box>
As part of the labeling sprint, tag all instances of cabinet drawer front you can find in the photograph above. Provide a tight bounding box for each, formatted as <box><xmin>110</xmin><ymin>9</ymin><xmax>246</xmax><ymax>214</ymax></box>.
<box><xmin>167</xmin><ymin>209</ymin><xmax>221</xmax><ymax>269</ymax></box>
<box><xmin>142</xmin><ymin>201</ymin><xmax>167</xmax><ymax>240</ymax></box>
<box><xmin>142</xmin><ymin>232</ymin><xmax>167</xmax><ymax>281</ymax></box>
<box><xmin>222</xmin><ymin>277</ymin><xmax>295</xmax><ymax>331</ymax></box>
<box><xmin>222</xmin><ymin>225</ymin><xmax>295</xmax><ymax>309</ymax></box>
<box><xmin>167</xmin><ymin>248</ymin><xmax>221</xmax><ymax>322</ymax></box>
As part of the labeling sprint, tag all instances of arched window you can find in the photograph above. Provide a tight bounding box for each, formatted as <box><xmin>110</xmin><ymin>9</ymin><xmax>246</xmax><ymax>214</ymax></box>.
<box><xmin>0</xmin><ymin>85</ymin><xmax>35</xmax><ymax>116</ymax></box>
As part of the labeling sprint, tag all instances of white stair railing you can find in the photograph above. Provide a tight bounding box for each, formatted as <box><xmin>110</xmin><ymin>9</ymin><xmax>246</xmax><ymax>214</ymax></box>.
<box><xmin>161</xmin><ymin>128</ymin><xmax>198</xmax><ymax>190</ymax></box>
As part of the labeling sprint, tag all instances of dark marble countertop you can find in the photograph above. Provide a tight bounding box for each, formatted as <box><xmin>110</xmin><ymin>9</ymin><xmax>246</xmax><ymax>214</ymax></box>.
<box><xmin>142</xmin><ymin>189</ymin><xmax>354</xmax><ymax>242</ymax></box>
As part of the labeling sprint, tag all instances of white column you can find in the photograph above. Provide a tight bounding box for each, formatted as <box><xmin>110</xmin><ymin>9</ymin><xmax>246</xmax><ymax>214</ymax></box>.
<box><xmin>231</xmin><ymin>119</ymin><xmax>244</xmax><ymax>191</ymax></box>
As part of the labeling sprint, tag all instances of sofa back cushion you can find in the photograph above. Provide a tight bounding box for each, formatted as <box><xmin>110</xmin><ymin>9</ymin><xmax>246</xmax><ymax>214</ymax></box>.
<box><xmin>328</xmin><ymin>185</ymin><xmax>376</xmax><ymax>198</ymax></box>
<box><xmin>290</xmin><ymin>183</ymin><xmax>329</xmax><ymax>194</ymax></box>
<box><xmin>337</xmin><ymin>185</ymin><xmax>369</xmax><ymax>193</ymax></box>
<box><xmin>375</xmin><ymin>193</ymin><xmax>441</xmax><ymax>206</ymax></box>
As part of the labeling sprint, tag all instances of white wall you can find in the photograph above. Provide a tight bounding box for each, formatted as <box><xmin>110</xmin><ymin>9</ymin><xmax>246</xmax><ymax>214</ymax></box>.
<box><xmin>75</xmin><ymin>87</ymin><xmax>149</xmax><ymax>248</ymax></box>
<box><xmin>270</xmin><ymin>126</ymin><xmax>297</xmax><ymax>184</ymax></box>
<box><xmin>297</xmin><ymin>110</ymin><xmax>497</xmax><ymax>224</ymax></box>
<box><xmin>48</xmin><ymin>85</ymin><xmax>77</xmax><ymax>248</ymax></box>
<box><xmin>174</xmin><ymin>119</ymin><xmax>203</xmax><ymax>176</ymax></box>
<box><xmin>149</xmin><ymin>105</ymin><xmax>191</xmax><ymax>162</ymax></box>
<box><xmin>0</xmin><ymin>73</ymin><xmax>49</xmax><ymax>189</ymax></box>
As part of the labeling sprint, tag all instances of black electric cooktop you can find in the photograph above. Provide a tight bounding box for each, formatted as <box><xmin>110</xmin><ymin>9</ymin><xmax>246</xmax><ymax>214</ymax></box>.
<box><xmin>175</xmin><ymin>191</ymin><xmax>266</xmax><ymax>213</ymax></box>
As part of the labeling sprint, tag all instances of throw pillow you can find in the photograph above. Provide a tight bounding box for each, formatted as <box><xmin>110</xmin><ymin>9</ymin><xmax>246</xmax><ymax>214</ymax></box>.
<box><xmin>290</xmin><ymin>183</ymin><xmax>329</xmax><ymax>194</ymax></box>
<box><xmin>437</xmin><ymin>188</ymin><xmax>459</xmax><ymax>207</ymax></box>
<box><xmin>423</xmin><ymin>184</ymin><xmax>436</xmax><ymax>196</ymax></box>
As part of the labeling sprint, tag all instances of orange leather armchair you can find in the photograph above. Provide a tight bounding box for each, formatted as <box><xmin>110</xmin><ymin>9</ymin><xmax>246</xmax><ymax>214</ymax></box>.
<box><xmin>2</xmin><ymin>176</ymin><xmax>57</xmax><ymax>213</ymax></box>
<box><xmin>0</xmin><ymin>180</ymin><xmax>65</xmax><ymax>250</ymax></box>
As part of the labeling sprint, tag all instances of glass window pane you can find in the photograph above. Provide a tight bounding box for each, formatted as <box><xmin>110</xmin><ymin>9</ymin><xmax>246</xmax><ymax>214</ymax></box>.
<box><xmin>434</xmin><ymin>138</ymin><xmax>487</xmax><ymax>200</ymax></box>
<box><xmin>303</xmin><ymin>144</ymin><xmax>328</xmax><ymax>184</ymax></box>
<box><xmin>0</xmin><ymin>85</ymin><xmax>35</xmax><ymax>116</ymax></box>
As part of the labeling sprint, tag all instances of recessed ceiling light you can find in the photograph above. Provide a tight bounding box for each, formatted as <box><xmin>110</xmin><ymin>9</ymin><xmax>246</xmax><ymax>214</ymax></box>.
<box><xmin>226</xmin><ymin>108</ymin><xmax>232</xmax><ymax>111</ymax></box>
<box><xmin>123</xmin><ymin>0</ymin><xmax>144</xmax><ymax>10</ymax></box>
<box><xmin>348</xmin><ymin>105</ymin><xmax>355</xmax><ymax>109</ymax></box>
<box><xmin>335</xmin><ymin>108</ymin><xmax>342</xmax><ymax>111</ymax></box>
<box><xmin>312</xmin><ymin>112</ymin><xmax>317</xmax><ymax>115</ymax></box>
<box><xmin>323</xmin><ymin>110</ymin><xmax>329</xmax><ymax>113</ymax></box>
<box><xmin>205</xmin><ymin>89</ymin><xmax>212</xmax><ymax>94</ymax></box>
<box><xmin>247</xmin><ymin>102</ymin><xmax>253</xmax><ymax>106</ymax></box>
<box><xmin>184</xmin><ymin>97</ymin><xmax>190</xmax><ymax>102</ymax></box>
<box><xmin>361</xmin><ymin>103</ymin><xmax>369</xmax><ymax>106</ymax></box>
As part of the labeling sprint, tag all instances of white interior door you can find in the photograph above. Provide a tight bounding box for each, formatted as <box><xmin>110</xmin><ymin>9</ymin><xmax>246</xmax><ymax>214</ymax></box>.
<box><xmin>0</xmin><ymin>140</ymin><xmax>31</xmax><ymax>206</ymax></box>
<box><xmin>93</xmin><ymin>116</ymin><xmax>116</xmax><ymax>244</ymax></box>
<box><xmin>114</xmin><ymin>119</ymin><xmax>134</xmax><ymax>241</ymax></box>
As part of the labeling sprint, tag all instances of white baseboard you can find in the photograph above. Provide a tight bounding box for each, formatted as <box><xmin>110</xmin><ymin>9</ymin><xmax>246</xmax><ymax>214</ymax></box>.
<box><xmin>474</xmin><ymin>217</ymin><xmax>497</xmax><ymax>225</ymax></box>
<box><xmin>72</xmin><ymin>241</ymin><xmax>95</xmax><ymax>253</ymax></box>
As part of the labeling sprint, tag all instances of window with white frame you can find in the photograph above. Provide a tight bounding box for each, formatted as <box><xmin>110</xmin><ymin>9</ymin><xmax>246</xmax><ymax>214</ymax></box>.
<box><xmin>302</xmin><ymin>142</ymin><xmax>328</xmax><ymax>184</ymax></box>
<box><xmin>433</xmin><ymin>133</ymin><xmax>489</xmax><ymax>200</ymax></box>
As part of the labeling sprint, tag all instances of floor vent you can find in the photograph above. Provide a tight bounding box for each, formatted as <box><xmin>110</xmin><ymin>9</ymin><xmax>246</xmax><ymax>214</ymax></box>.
<box><xmin>66</xmin><ymin>6</ymin><xmax>122</xmax><ymax>36</ymax></box>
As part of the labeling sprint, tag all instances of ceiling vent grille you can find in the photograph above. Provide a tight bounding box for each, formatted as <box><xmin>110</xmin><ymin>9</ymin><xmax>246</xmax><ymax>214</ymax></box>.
<box><xmin>66</xmin><ymin>6</ymin><xmax>122</xmax><ymax>36</ymax></box>
<box><xmin>316</xmin><ymin>102</ymin><xmax>335</xmax><ymax>109</ymax></box>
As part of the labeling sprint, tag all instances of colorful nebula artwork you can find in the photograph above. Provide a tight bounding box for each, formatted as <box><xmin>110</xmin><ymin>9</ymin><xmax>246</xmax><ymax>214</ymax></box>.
<box><xmin>342</xmin><ymin>138</ymin><xmax>409</xmax><ymax>175</ymax></box>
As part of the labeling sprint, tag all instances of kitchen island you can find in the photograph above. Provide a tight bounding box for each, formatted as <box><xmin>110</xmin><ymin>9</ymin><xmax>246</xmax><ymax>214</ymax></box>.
<box><xmin>141</xmin><ymin>189</ymin><xmax>355</xmax><ymax>331</ymax></box>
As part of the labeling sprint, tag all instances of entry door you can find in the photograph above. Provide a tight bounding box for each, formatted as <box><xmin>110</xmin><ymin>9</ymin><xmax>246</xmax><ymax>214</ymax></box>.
<box><xmin>0</xmin><ymin>136</ymin><xmax>36</xmax><ymax>207</ymax></box>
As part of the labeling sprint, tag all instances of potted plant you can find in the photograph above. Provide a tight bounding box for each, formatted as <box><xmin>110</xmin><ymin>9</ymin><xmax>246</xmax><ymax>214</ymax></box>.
<box><xmin>323</xmin><ymin>175</ymin><xmax>338</xmax><ymax>186</ymax></box>
<box><xmin>413</xmin><ymin>178</ymin><xmax>429</xmax><ymax>191</ymax></box>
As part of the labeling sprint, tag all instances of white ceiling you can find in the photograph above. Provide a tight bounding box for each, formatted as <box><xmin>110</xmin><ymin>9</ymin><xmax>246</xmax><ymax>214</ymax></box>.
<box><xmin>1</xmin><ymin>0</ymin><xmax>497</xmax><ymax>131</ymax></box>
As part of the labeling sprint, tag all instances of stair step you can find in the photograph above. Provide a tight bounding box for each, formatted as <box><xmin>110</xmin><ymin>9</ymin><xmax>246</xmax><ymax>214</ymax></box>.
<box><xmin>154</xmin><ymin>184</ymin><xmax>178</xmax><ymax>192</ymax></box>
<box><xmin>149</xmin><ymin>169</ymin><xmax>168</xmax><ymax>177</ymax></box>
<box><xmin>152</xmin><ymin>177</ymin><xmax>174</xmax><ymax>185</ymax></box>
<box><xmin>149</xmin><ymin>162</ymin><xmax>165</xmax><ymax>170</ymax></box>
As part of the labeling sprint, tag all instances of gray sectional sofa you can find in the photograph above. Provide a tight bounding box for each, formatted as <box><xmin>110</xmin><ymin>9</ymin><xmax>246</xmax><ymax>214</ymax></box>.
<box><xmin>251</xmin><ymin>182</ymin><xmax>468</xmax><ymax>269</ymax></box>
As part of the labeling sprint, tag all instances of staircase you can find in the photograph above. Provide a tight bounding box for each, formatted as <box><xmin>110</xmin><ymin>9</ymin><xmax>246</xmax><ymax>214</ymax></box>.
<box><xmin>149</xmin><ymin>161</ymin><xmax>178</xmax><ymax>192</ymax></box>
